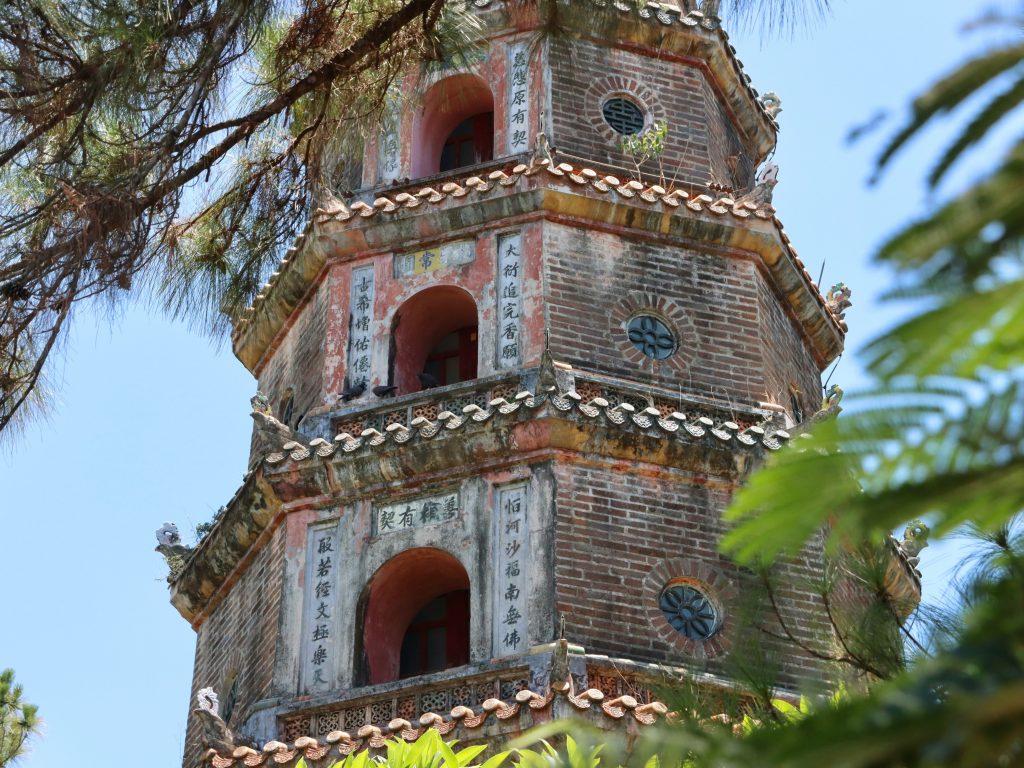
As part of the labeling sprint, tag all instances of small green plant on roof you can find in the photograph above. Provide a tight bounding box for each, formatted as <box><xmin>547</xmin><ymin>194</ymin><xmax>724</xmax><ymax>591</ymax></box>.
<box><xmin>0</xmin><ymin>669</ymin><xmax>41</xmax><ymax>768</ymax></box>
<box><xmin>195</xmin><ymin>505</ymin><xmax>227</xmax><ymax>542</ymax></box>
<box><xmin>621</xmin><ymin>121</ymin><xmax>669</xmax><ymax>187</ymax></box>
<box><xmin>318</xmin><ymin>729</ymin><xmax>509</xmax><ymax>768</ymax></box>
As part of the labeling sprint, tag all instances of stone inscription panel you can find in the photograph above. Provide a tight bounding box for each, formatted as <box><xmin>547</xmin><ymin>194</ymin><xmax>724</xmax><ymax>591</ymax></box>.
<box><xmin>373</xmin><ymin>490</ymin><xmax>460</xmax><ymax>536</ymax></box>
<box><xmin>394</xmin><ymin>240</ymin><xmax>475</xmax><ymax>277</ymax></box>
<box><xmin>301</xmin><ymin>522</ymin><xmax>339</xmax><ymax>694</ymax></box>
<box><xmin>496</xmin><ymin>232</ymin><xmax>523</xmax><ymax>368</ymax></box>
<box><xmin>347</xmin><ymin>265</ymin><xmax>374</xmax><ymax>389</ymax></box>
<box><xmin>506</xmin><ymin>43</ymin><xmax>530</xmax><ymax>155</ymax></box>
<box><xmin>378</xmin><ymin>101</ymin><xmax>401</xmax><ymax>183</ymax></box>
<box><xmin>493</xmin><ymin>483</ymin><xmax>529</xmax><ymax>657</ymax></box>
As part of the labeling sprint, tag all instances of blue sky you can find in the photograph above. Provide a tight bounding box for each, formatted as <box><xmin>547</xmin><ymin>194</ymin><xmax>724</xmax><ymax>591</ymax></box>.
<box><xmin>0</xmin><ymin>2</ymin><xmax>1012</xmax><ymax>766</ymax></box>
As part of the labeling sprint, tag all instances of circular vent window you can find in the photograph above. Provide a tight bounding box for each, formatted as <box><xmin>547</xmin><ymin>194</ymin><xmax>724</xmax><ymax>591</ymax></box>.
<box><xmin>659</xmin><ymin>585</ymin><xmax>719</xmax><ymax>641</ymax></box>
<box><xmin>602</xmin><ymin>97</ymin><xmax>645</xmax><ymax>135</ymax></box>
<box><xmin>627</xmin><ymin>315</ymin><xmax>675</xmax><ymax>359</ymax></box>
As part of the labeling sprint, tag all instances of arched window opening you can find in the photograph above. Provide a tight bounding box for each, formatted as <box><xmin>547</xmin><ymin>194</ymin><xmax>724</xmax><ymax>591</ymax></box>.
<box><xmin>278</xmin><ymin>387</ymin><xmax>295</xmax><ymax>426</ymax></box>
<box><xmin>390</xmin><ymin>286</ymin><xmax>478</xmax><ymax>394</ymax></box>
<box><xmin>424</xmin><ymin>326</ymin><xmax>478</xmax><ymax>387</ymax></box>
<box><xmin>358</xmin><ymin>548</ymin><xmax>471</xmax><ymax>685</ymax></box>
<box><xmin>399</xmin><ymin>590</ymin><xmax>470</xmax><ymax>678</ymax></box>
<box><xmin>412</xmin><ymin>75</ymin><xmax>494</xmax><ymax>178</ymax></box>
<box><xmin>440</xmin><ymin>113</ymin><xmax>494</xmax><ymax>173</ymax></box>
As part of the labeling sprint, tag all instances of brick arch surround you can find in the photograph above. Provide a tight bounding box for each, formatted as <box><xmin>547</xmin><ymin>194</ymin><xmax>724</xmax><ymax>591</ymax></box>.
<box><xmin>611</xmin><ymin>291</ymin><xmax>698</xmax><ymax>375</ymax></box>
<box><xmin>584</xmin><ymin>75</ymin><xmax>665</xmax><ymax>146</ymax></box>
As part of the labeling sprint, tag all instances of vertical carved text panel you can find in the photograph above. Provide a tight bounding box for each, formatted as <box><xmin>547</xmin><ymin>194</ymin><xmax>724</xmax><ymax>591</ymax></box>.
<box><xmin>347</xmin><ymin>265</ymin><xmax>374</xmax><ymax>388</ymax></box>
<box><xmin>378</xmin><ymin>101</ymin><xmax>401</xmax><ymax>183</ymax></box>
<box><xmin>493</xmin><ymin>483</ymin><xmax>530</xmax><ymax>657</ymax></box>
<box><xmin>301</xmin><ymin>523</ymin><xmax>340</xmax><ymax>694</ymax></box>
<box><xmin>506</xmin><ymin>43</ymin><xmax>530</xmax><ymax>155</ymax></box>
<box><xmin>496</xmin><ymin>232</ymin><xmax>523</xmax><ymax>369</ymax></box>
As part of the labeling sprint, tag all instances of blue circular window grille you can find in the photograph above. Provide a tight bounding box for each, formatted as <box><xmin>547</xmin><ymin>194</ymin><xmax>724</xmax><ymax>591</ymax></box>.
<box><xmin>602</xmin><ymin>97</ymin><xmax>645</xmax><ymax>135</ymax></box>
<box><xmin>627</xmin><ymin>315</ymin><xmax>675</xmax><ymax>359</ymax></box>
<box><xmin>659</xmin><ymin>585</ymin><xmax>719</xmax><ymax>640</ymax></box>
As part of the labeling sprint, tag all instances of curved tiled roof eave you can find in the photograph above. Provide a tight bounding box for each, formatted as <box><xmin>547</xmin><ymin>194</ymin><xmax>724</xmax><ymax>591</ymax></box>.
<box><xmin>262</xmin><ymin>389</ymin><xmax>793</xmax><ymax>470</ymax></box>
<box><xmin>232</xmin><ymin>159</ymin><xmax>845</xmax><ymax>373</ymax></box>
<box><xmin>203</xmin><ymin>684</ymin><xmax>671</xmax><ymax>768</ymax></box>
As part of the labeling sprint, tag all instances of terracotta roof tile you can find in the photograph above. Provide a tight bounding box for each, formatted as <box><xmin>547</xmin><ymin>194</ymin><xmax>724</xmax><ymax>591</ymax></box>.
<box><xmin>234</xmin><ymin>155</ymin><xmax>845</xmax><ymax>351</ymax></box>
<box><xmin>203</xmin><ymin>684</ymin><xmax>672</xmax><ymax>767</ymax></box>
<box><xmin>263</xmin><ymin>387</ymin><xmax>790</xmax><ymax>467</ymax></box>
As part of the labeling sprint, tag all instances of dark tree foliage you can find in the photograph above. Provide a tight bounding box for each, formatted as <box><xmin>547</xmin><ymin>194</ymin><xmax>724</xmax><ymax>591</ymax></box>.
<box><xmin>0</xmin><ymin>0</ymin><xmax>475</xmax><ymax>439</ymax></box>
<box><xmin>0</xmin><ymin>669</ymin><xmax>40</xmax><ymax>768</ymax></box>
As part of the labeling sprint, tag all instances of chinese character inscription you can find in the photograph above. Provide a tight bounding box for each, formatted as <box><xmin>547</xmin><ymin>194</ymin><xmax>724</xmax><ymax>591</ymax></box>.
<box><xmin>303</xmin><ymin>524</ymin><xmax>339</xmax><ymax>693</ymax></box>
<box><xmin>496</xmin><ymin>232</ymin><xmax>523</xmax><ymax>368</ymax></box>
<box><xmin>347</xmin><ymin>266</ymin><xmax>375</xmax><ymax>388</ymax></box>
<box><xmin>506</xmin><ymin>43</ymin><xmax>530</xmax><ymax>155</ymax></box>
<box><xmin>493</xmin><ymin>483</ymin><xmax>529</xmax><ymax>656</ymax></box>
<box><xmin>378</xmin><ymin>102</ymin><xmax>401</xmax><ymax>183</ymax></box>
<box><xmin>374</xmin><ymin>491</ymin><xmax>460</xmax><ymax>535</ymax></box>
<box><xmin>394</xmin><ymin>240</ymin><xmax>475</xmax><ymax>277</ymax></box>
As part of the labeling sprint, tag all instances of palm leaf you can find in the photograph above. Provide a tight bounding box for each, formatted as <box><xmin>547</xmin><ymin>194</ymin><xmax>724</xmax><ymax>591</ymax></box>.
<box><xmin>863</xmin><ymin>279</ymin><xmax>1024</xmax><ymax>380</ymax></box>
<box><xmin>876</xmin><ymin>139</ymin><xmax>1024</xmax><ymax>270</ymax></box>
<box><xmin>723</xmin><ymin>381</ymin><xmax>1024</xmax><ymax>564</ymax></box>
<box><xmin>928</xmin><ymin>74</ymin><xmax>1024</xmax><ymax>187</ymax></box>
<box><xmin>873</xmin><ymin>43</ymin><xmax>1024</xmax><ymax>176</ymax></box>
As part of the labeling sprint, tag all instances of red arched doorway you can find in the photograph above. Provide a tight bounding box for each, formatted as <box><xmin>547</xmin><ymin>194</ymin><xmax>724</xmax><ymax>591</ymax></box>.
<box><xmin>390</xmin><ymin>286</ymin><xmax>478</xmax><ymax>394</ymax></box>
<box><xmin>360</xmin><ymin>548</ymin><xmax>471</xmax><ymax>684</ymax></box>
<box><xmin>412</xmin><ymin>74</ymin><xmax>494</xmax><ymax>177</ymax></box>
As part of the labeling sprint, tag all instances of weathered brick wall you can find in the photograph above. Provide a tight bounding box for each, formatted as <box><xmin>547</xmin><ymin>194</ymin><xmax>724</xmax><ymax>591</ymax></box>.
<box><xmin>756</xmin><ymin>275</ymin><xmax>824</xmax><ymax>422</ymax></box>
<box><xmin>548</xmin><ymin>38</ymin><xmax>740</xmax><ymax>187</ymax></box>
<box><xmin>702</xmin><ymin>76</ymin><xmax>754</xmax><ymax>191</ymax></box>
<box><xmin>551</xmin><ymin>460</ymin><xmax>833</xmax><ymax>688</ymax></box>
<box><xmin>183</xmin><ymin>525</ymin><xmax>285</xmax><ymax>766</ymax></box>
<box><xmin>544</xmin><ymin>221</ymin><xmax>814</xmax><ymax>408</ymax></box>
<box><xmin>255</xmin><ymin>282</ymin><xmax>329</xmax><ymax>431</ymax></box>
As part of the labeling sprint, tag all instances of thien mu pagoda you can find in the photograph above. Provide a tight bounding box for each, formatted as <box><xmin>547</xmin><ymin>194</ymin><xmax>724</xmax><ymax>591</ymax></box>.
<box><xmin>156</xmin><ymin>0</ymin><xmax>923</xmax><ymax>765</ymax></box>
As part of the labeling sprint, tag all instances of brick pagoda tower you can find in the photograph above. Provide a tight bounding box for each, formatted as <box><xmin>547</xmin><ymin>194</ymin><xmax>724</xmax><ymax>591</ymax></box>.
<box><xmin>163</xmin><ymin>1</ymin><xmax>920</xmax><ymax>765</ymax></box>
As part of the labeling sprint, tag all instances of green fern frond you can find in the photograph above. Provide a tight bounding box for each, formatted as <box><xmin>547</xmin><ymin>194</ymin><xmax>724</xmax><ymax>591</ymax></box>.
<box><xmin>724</xmin><ymin>381</ymin><xmax>1024</xmax><ymax>564</ymax></box>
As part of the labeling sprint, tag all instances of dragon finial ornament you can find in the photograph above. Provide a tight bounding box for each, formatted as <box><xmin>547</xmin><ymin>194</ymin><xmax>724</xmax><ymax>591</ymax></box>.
<box><xmin>760</xmin><ymin>91</ymin><xmax>782</xmax><ymax>119</ymax></box>
<box><xmin>155</xmin><ymin>522</ymin><xmax>193</xmax><ymax>581</ymax></box>
<box><xmin>250</xmin><ymin>390</ymin><xmax>299</xmax><ymax>461</ymax></box>
<box><xmin>735</xmin><ymin>162</ymin><xmax>779</xmax><ymax>208</ymax></box>
<box><xmin>197</xmin><ymin>687</ymin><xmax>220</xmax><ymax>716</ymax></box>
<box><xmin>822</xmin><ymin>384</ymin><xmax>844</xmax><ymax>410</ymax></box>
<box><xmin>156</xmin><ymin>522</ymin><xmax>181</xmax><ymax>547</ymax></box>
<box><xmin>529</xmin><ymin>132</ymin><xmax>556</xmax><ymax>170</ymax></box>
<box><xmin>194</xmin><ymin>687</ymin><xmax>237</xmax><ymax>753</ymax></box>
<box><xmin>826</xmin><ymin>282</ymin><xmax>853</xmax><ymax>319</ymax></box>
<box><xmin>250</xmin><ymin>391</ymin><xmax>273</xmax><ymax>417</ymax></box>
<box><xmin>548</xmin><ymin>637</ymin><xmax>572</xmax><ymax>694</ymax></box>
